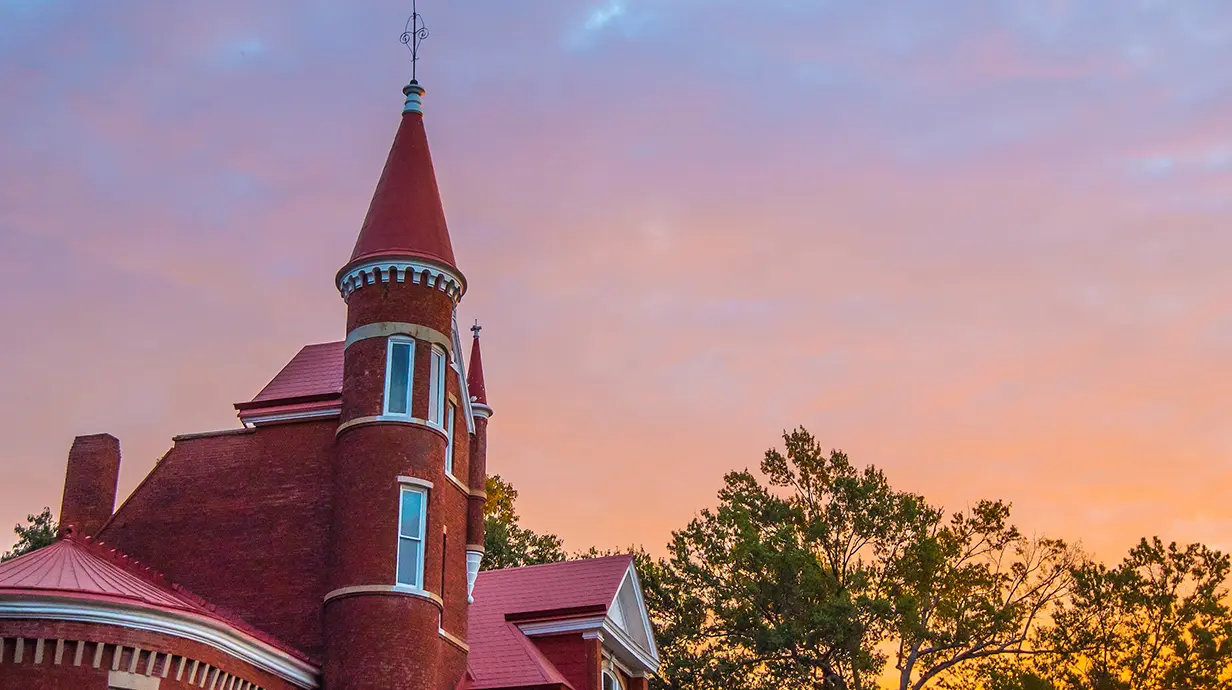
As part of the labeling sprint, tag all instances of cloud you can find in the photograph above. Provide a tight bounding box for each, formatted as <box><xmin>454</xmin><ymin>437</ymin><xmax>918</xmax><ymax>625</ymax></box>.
<box><xmin>584</xmin><ymin>0</ymin><xmax>626</xmax><ymax>32</ymax></box>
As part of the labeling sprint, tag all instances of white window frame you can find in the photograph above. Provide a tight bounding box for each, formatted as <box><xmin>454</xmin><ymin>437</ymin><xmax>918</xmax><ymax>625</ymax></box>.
<box><xmin>383</xmin><ymin>336</ymin><xmax>416</xmax><ymax>417</ymax></box>
<box><xmin>428</xmin><ymin>345</ymin><xmax>447</xmax><ymax>427</ymax></box>
<box><xmin>396</xmin><ymin>485</ymin><xmax>428</xmax><ymax>589</ymax></box>
<box><xmin>603</xmin><ymin>670</ymin><xmax>624</xmax><ymax>690</ymax></box>
<box><xmin>444</xmin><ymin>401</ymin><xmax>456</xmax><ymax>476</ymax></box>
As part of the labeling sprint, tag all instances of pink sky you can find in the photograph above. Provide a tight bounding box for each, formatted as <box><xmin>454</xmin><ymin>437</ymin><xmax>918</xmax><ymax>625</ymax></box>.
<box><xmin>2</xmin><ymin>1</ymin><xmax>1231</xmax><ymax>561</ymax></box>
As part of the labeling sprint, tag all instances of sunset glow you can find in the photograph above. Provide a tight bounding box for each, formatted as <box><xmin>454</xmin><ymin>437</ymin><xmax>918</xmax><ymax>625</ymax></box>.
<box><xmin>2</xmin><ymin>1</ymin><xmax>1230</xmax><ymax>562</ymax></box>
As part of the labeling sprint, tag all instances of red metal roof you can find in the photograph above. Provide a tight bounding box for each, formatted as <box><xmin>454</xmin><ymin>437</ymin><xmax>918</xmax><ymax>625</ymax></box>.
<box><xmin>462</xmin><ymin>555</ymin><xmax>633</xmax><ymax>689</ymax></box>
<box><xmin>467</xmin><ymin>331</ymin><xmax>488</xmax><ymax>406</ymax></box>
<box><xmin>236</xmin><ymin>342</ymin><xmax>344</xmax><ymax>410</ymax></box>
<box><xmin>345</xmin><ymin>106</ymin><xmax>458</xmax><ymax>272</ymax></box>
<box><xmin>0</xmin><ymin>536</ymin><xmax>317</xmax><ymax>665</ymax></box>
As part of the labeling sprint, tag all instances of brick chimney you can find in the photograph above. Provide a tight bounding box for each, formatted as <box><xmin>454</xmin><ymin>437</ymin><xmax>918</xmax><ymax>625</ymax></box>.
<box><xmin>59</xmin><ymin>433</ymin><xmax>121</xmax><ymax>537</ymax></box>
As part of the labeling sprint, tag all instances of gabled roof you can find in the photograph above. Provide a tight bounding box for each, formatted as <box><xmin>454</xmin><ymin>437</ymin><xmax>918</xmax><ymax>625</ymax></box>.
<box><xmin>0</xmin><ymin>536</ymin><xmax>318</xmax><ymax>672</ymax></box>
<box><xmin>463</xmin><ymin>555</ymin><xmax>655</xmax><ymax>689</ymax></box>
<box><xmin>345</xmin><ymin>93</ymin><xmax>458</xmax><ymax>272</ymax></box>
<box><xmin>239</xmin><ymin>342</ymin><xmax>344</xmax><ymax>406</ymax></box>
<box><xmin>234</xmin><ymin>342</ymin><xmax>344</xmax><ymax>424</ymax></box>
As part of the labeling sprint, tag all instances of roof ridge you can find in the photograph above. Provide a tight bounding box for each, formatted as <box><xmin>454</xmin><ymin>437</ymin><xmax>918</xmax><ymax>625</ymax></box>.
<box><xmin>480</xmin><ymin>553</ymin><xmax>634</xmax><ymax>577</ymax></box>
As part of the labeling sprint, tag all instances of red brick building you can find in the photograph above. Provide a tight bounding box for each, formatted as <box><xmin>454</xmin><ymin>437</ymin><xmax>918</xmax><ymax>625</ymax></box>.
<box><xmin>0</xmin><ymin>77</ymin><xmax>659</xmax><ymax>690</ymax></box>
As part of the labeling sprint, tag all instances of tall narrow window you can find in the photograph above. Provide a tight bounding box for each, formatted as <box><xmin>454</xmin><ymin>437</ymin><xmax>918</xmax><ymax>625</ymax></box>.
<box><xmin>444</xmin><ymin>402</ymin><xmax>456</xmax><ymax>476</ymax></box>
<box><xmin>428</xmin><ymin>346</ymin><xmax>447</xmax><ymax>426</ymax></box>
<box><xmin>384</xmin><ymin>337</ymin><xmax>415</xmax><ymax>416</ymax></box>
<box><xmin>396</xmin><ymin>487</ymin><xmax>427</xmax><ymax>588</ymax></box>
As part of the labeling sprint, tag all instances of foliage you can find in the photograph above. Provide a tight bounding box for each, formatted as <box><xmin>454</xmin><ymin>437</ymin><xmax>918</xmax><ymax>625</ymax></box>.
<box><xmin>2</xmin><ymin>507</ymin><xmax>57</xmax><ymax>562</ymax></box>
<box><xmin>647</xmin><ymin>429</ymin><xmax>1075</xmax><ymax>690</ymax></box>
<box><xmin>648</xmin><ymin>429</ymin><xmax>927</xmax><ymax>689</ymax></box>
<box><xmin>889</xmin><ymin>500</ymin><xmax>1076</xmax><ymax>690</ymax></box>
<box><xmin>482</xmin><ymin>474</ymin><xmax>566</xmax><ymax>570</ymax></box>
<box><xmin>1037</xmin><ymin>537</ymin><xmax>1232</xmax><ymax>689</ymax></box>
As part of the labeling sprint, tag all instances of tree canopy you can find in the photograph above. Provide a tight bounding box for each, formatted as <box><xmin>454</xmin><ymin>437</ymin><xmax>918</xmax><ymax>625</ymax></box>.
<box><xmin>2</xmin><ymin>507</ymin><xmax>57</xmax><ymax>562</ymax></box>
<box><xmin>482</xmin><ymin>474</ymin><xmax>567</xmax><ymax>570</ymax></box>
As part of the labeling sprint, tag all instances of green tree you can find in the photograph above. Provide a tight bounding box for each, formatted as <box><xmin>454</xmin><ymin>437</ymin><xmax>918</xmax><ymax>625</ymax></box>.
<box><xmin>648</xmin><ymin>429</ymin><xmax>1073</xmax><ymax>690</ymax></box>
<box><xmin>1037</xmin><ymin>537</ymin><xmax>1232</xmax><ymax>689</ymax></box>
<box><xmin>2</xmin><ymin>507</ymin><xmax>57</xmax><ymax>562</ymax></box>
<box><xmin>888</xmin><ymin>500</ymin><xmax>1076</xmax><ymax>690</ymax></box>
<box><xmin>482</xmin><ymin>475</ymin><xmax>566</xmax><ymax>570</ymax></box>
<box><xmin>652</xmin><ymin>429</ymin><xmax>933</xmax><ymax>689</ymax></box>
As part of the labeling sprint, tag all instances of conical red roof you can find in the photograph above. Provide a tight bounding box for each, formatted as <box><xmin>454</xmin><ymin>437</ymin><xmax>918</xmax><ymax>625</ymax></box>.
<box><xmin>347</xmin><ymin>89</ymin><xmax>457</xmax><ymax>271</ymax></box>
<box><xmin>467</xmin><ymin>328</ymin><xmax>487</xmax><ymax>406</ymax></box>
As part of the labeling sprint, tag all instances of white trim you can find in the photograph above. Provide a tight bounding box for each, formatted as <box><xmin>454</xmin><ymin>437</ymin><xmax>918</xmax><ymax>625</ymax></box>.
<box><xmin>383</xmin><ymin>336</ymin><xmax>415</xmax><ymax>417</ymax></box>
<box><xmin>403</xmin><ymin>82</ymin><xmax>424</xmax><ymax>115</ymax></box>
<box><xmin>345</xmin><ymin>322</ymin><xmax>450</xmax><ymax>350</ymax></box>
<box><xmin>602</xmin><ymin>668</ymin><xmax>625</xmax><ymax>690</ymax></box>
<box><xmin>438</xmin><ymin>626</ymin><xmax>469</xmax><ymax>652</ymax></box>
<box><xmin>465</xmin><ymin>551</ymin><xmax>482</xmax><ymax>604</ymax></box>
<box><xmin>514</xmin><ymin>563</ymin><xmax>661</xmax><ymax>674</ymax></box>
<box><xmin>396</xmin><ymin>486</ymin><xmax>428</xmax><ymax>589</ymax></box>
<box><xmin>321</xmin><ymin>584</ymin><xmax>442</xmax><ymax>608</ymax></box>
<box><xmin>601</xmin><ymin>617</ymin><xmax>660</xmax><ymax>675</ymax></box>
<box><xmin>0</xmin><ymin>596</ymin><xmax>318</xmax><ymax>688</ymax></box>
<box><xmin>471</xmin><ymin>403</ymin><xmax>493</xmax><ymax>420</ymax></box>
<box><xmin>239</xmin><ymin>407</ymin><xmax>340</xmax><ymax>428</ymax></box>
<box><xmin>337</xmin><ymin>259</ymin><xmax>465</xmax><ymax>302</ymax></box>
<box><xmin>428</xmin><ymin>345</ymin><xmax>447</xmax><ymax>428</ymax></box>
<box><xmin>450</xmin><ymin>313</ymin><xmax>477</xmax><ymax>435</ymax></box>
<box><xmin>517</xmin><ymin>616</ymin><xmax>606</xmax><ymax>636</ymax></box>
<box><xmin>444</xmin><ymin>472</ymin><xmax>469</xmax><ymax>496</ymax></box>
<box><xmin>444</xmin><ymin>401</ymin><xmax>456</xmax><ymax>477</ymax></box>
<box><xmin>396</xmin><ymin>476</ymin><xmax>434</xmax><ymax>491</ymax></box>
<box><xmin>335</xmin><ymin>414</ymin><xmax>449</xmax><ymax>440</ymax></box>
<box><xmin>616</xmin><ymin>563</ymin><xmax>661</xmax><ymax>662</ymax></box>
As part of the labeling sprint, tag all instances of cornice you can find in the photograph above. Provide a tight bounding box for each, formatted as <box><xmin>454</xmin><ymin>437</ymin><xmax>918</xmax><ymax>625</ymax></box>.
<box><xmin>337</xmin><ymin>258</ymin><xmax>465</xmax><ymax>303</ymax></box>
<box><xmin>0</xmin><ymin>594</ymin><xmax>319</xmax><ymax>688</ymax></box>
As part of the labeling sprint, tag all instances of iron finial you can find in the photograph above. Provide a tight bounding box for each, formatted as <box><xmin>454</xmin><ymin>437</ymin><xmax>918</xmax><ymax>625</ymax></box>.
<box><xmin>471</xmin><ymin>320</ymin><xmax>482</xmax><ymax>338</ymax></box>
<box><xmin>400</xmin><ymin>0</ymin><xmax>430</xmax><ymax>82</ymax></box>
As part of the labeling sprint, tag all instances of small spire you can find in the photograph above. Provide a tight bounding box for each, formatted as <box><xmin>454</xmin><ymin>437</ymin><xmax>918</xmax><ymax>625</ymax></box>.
<box><xmin>401</xmin><ymin>0</ymin><xmax>429</xmax><ymax>84</ymax></box>
<box><xmin>399</xmin><ymin>2</ymin><xmax>430</xmax><ymax>114</ymax></box>
<box><xmin>467</xmin><ymin>322</ymin><xmax>488</xmax><ymax>406</ymax></box>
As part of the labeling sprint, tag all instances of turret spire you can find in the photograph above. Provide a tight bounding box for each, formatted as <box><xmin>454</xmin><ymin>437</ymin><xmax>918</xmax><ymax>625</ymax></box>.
<box><xmin>336</xmin><ymin>15</ymin><xmax>464</xmax><ymax>299</ymax></box>
<box><xmin>468</xmin><ymin>321</ymin><xmax>488</xmax><ymax>406</ymax></box>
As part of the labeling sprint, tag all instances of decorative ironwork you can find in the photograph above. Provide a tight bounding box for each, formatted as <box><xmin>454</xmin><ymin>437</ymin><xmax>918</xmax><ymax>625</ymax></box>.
<box><xmin>400</xmin><ymin>0</ymin><xmax>429</xmax><ymax>82</ymax></box>
<box><xmin>471</xmin><ymin>320</ymin><xmax>482</xmax><ymax>337</ymax></box>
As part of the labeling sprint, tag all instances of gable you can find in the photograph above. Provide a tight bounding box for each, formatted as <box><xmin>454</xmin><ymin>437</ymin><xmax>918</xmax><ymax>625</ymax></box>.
<box><xmin>98</xmin><ymin>420</ymin><xmax>337</xmax><ymax>659</ymax></box>
<box><xmin>607</xmin><ymin>566</ymin><xmax>658</xmax><ymax>664</ymax></box>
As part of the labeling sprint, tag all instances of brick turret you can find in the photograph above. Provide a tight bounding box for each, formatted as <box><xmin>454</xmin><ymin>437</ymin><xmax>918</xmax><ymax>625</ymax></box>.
<box><xmin>465</xmin><ymin>323</ymin><xmax>492</xmax><ymax>602</ymax></box>
<box><xmin>324</xmin><ymin>80</ymin><xmax>472</xmax><ymax>689</ymax></box>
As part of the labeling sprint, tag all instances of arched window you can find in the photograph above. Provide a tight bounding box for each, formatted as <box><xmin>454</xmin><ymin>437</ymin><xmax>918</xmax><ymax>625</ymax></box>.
<box><xmin>602</xmin><ymin>670</ymin><xmax>624</xmax><ymax>690</ymax></box>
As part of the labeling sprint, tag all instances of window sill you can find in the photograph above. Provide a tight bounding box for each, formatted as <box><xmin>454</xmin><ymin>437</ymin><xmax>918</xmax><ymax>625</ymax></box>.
<box><xmin>337</xmin><ymin>414</ymin><xmax>449</xmax><ymax>440</ymax></box>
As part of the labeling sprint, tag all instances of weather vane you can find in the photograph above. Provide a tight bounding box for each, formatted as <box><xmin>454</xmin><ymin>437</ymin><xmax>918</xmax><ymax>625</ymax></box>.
<box><xmin>400</xmin><ymin>0</ymin><xmax>429</xmax><ymax>82</ymax></box>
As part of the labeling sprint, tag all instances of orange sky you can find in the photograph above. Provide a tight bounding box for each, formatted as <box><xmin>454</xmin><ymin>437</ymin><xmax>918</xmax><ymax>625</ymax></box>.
<box><xmin>2</xmin><ymin>1</ymin><xmax>1231</xmax><ymax>562</ymax></box>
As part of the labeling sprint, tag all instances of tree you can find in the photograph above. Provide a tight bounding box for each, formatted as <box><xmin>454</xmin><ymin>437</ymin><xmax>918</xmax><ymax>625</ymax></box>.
<box><xmin>648</xmin><ymin>428</ymin><xmax>1073</xmax><ymax>690</ymax></box>
<box><xmin>888</xmin><ymin>500</ymin><xmax>1076</xmax><ymax>690</ymax></box>
<box><xmin>1036</xmin><ymin>537</ymin><xmax>1232</xmax><ymax>689</ymax></box>
<box><xmin>2</xmin><ymin>507</ymin><xmax>57</xmax><ymax>562</ymax></box>
<box><xmin>652</xmin><ymin>429</ymin><xmax>934</xmax><ymax>689</ymax></box>
<box><xmin>482</xmin><ymin>475</ymin><xmax>566</xmax><ymax>570</ymax></box>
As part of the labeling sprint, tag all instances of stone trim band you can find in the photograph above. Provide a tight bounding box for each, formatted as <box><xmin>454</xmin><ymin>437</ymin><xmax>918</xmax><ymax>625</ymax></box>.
<box><xmin>322</xmin><ymin>585</ymin><xmax>444</xmax><ymax>611</ymax></box>
<box><xmin>345</xmin><ymin>322</ymin><xmax>451</xmax><ymax>351</ymax></box>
